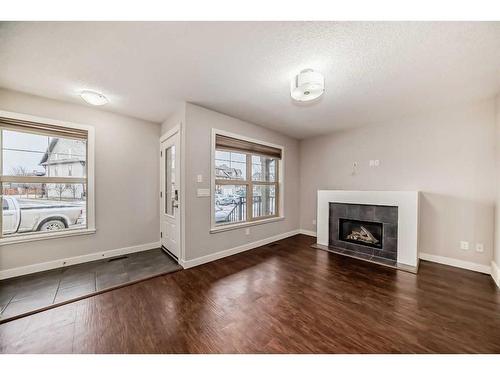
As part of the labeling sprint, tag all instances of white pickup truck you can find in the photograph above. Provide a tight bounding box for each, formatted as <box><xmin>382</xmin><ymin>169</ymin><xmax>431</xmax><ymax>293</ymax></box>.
<box><xmin>2</xmin><ymin>196</ymin><xmax>84</xmax><ymax>235</ymax></box>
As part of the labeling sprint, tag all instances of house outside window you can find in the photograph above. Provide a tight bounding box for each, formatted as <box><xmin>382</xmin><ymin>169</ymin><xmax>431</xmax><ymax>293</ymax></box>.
<box><xmin>0</xmin><ymin>111</ymin><xmax>95</xmax><ymax>244</ymax></box>
<box><xmin>212</xmin><ymin>131</ymin><xmax>283</xmax><ymax>231</ymax></box>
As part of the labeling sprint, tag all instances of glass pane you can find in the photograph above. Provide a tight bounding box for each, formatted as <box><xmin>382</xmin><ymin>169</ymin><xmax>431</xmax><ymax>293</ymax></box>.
<box><xmin>252</xmin><ymin>155</ymin><xmax>276</xmax><ymax>182</ymax></box>
<box><xmin>2</xmin><ymin>130</ymin><xmax>87</xmax><ymax>177</ymax></box>
<box><xmin>214</xmin><ymin>184</ymin><xmax>246</xmax><ymax>225</ymax></box>
<box><xmin>165</xmin><ymin>145</ymin><xmax>175</xmax><ymax>216</ymax></box>
<box><xmin>253</xmin><ymin>185</ymin><xmax>276</xmax><ymax>218</ymax></box>
<box><xmin>215</xmin><ymin>150</ymin><xmax>246</xmax><ymax>180</ymax></box>
<box><xmin>2</xmin><ymin>182</ymin><xmax>86</xmax><ymax>236</ymax></box>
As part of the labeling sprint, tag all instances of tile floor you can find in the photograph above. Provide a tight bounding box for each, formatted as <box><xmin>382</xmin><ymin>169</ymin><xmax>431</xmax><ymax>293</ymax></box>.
<box><xmin>0</xmin><ymin>249</ymin><xmax>181</xmax><ymax>321</ymax></box>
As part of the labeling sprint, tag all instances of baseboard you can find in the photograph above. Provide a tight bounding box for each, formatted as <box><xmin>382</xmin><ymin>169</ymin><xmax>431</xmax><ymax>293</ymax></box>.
<box><xmin>299</xmin><ymin>229</ymin><xmax>317</xmax><ymax>237</ymax></box>
<box><xmin>419</xmin><ymin>252</ymin><xmax>491</xmax><ymax>275</ymax></box>
<box><xmin>0</xmin><ymin>241</ymin><xmax>161</xmax><ymax>280</ymax></box>
<box><xmin>491</xmin><ymin>261</ymin><xmax>500</xmax><ymax>288</ymax></box>
<box><xmin>180</xmin><ymin>230</ymin><xmax>300</xmax><ymax>269</ymax></box>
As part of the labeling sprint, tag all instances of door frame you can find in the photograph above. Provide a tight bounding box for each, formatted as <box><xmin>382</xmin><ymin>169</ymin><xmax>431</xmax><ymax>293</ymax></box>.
<box><xmin>160</xmin><ymin>124</ymin><xmax>184</xmax><ymax>263</ymax></box>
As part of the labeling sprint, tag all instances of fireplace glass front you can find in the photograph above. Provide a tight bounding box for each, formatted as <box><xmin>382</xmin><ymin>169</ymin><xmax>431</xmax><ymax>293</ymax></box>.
<box><xmin>338</xmin><ymin>218</ymin><xmax>383</xmax><ymax>249</ymax></box>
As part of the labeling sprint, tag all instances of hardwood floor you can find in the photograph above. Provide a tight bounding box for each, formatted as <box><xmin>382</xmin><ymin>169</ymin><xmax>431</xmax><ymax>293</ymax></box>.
<box><xmin>1</xmin><ymin>234</ymin><xmax>499</xmax><ymax>353</ymax></box>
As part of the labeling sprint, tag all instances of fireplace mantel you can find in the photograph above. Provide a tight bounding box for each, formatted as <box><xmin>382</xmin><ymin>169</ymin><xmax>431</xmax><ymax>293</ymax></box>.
<box><xmin>316</xmin><ymin>190</ymin><xmax>420</xmax><ymax>267</ymax></box>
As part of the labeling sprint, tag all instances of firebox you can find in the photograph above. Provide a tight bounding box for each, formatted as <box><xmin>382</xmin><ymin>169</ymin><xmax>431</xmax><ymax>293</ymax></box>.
<box><xmin>338</xmin><ymin>218</ymin><xmax>383</xmax><ymax>249</ymax></box>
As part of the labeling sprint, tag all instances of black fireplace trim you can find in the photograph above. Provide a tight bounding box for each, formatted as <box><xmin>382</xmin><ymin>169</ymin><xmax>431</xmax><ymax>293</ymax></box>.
<box><xmin>338</xmin><ymin>218</ymin><xmax>384</xmax><ymax>249</ymax></box>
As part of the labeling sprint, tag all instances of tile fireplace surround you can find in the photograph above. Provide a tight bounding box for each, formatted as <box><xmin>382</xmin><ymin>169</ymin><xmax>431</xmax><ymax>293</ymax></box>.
<box><xmin>329</xmin><ymin>202</ymin><xmax>398</xmax><ymax>261</ymax></box>
<box><xmin>316</xmin><ymin>190</ymin><xmax>420</xmax><ymax>270</ymax></box>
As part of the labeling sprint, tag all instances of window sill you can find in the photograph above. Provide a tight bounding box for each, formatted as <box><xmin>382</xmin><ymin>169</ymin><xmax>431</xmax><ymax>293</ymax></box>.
<box><xmin>210</xmin><ymin>216</ymin><xmax>285</xmax><ymax>234</ymax></box>
<box><xmin>0</xmin><ymin>228</ymin><xmax>96</xmax><ymax>245</ymax></box>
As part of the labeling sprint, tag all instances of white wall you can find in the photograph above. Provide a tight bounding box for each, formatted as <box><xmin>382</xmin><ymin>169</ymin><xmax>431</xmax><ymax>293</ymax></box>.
<box><xmin>300</xmin><ymin>98</ymin><xmax>497</xmax><ymax>267</ymax></box>
<box><xmin>2</xmin><ymin>88</ymin><xmax>497</xmax><ymax>277</ymax></box>
<box><xmin>161</xmin><ymin>103</ymin><xmax>300</xmax><ymax>263</ymax></box>
<box><xmin>161</xmin><ymin>102</ymin><xmax>185</xmax><ymax>135</ymax></box>
<box><xmin>0</xmin><ymin>89</ymin><xmax>161</xmax><ymax>272</ymax></box>
<box><xmin>494</xmin><ymin>95</ymin><xmax>500</xmax><ymax>279</ymax></box>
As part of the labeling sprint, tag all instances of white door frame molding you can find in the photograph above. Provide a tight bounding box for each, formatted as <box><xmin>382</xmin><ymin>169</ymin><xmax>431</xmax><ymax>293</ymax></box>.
<box><xmin>159</xmin><ymin>124</ymin><xmax>183</xmax><ymax>262</ymax></box>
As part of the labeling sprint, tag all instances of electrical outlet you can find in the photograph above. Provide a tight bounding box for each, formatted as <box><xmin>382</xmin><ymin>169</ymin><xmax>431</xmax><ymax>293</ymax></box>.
<box><xmin>475</xmin><ymin>243</ymin><xmax>484</xmax><ymax>253</ymax></box>
<box><xmin>197</xmin><ymin>174</ymin><xmax>203</xmax><ymax>183</ymax></box>
<box><xmin>460</xmin><ymin>241</ymin><xmax>469</xmax><ymax>251</ymax></box>
<box><xmin>245</xmin><ymin>228</ymin><xmax>250</xmax><ymax>235</ymax></box>
<box><xmin>369</xmin><ymin>160</ymin><xmax>375</xmax><ymax>167</ymax></box>
<box><xmin>374</xmin><ymin>159</ymin><xmax>380</xmax><ymax>167</ymax></box>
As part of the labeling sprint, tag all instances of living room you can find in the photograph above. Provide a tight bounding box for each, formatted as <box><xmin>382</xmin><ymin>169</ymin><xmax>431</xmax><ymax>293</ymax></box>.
<box><xmin>1</xmin><ymin>1</ymin><xmax>499</xmax><ymax>372</ymax></box>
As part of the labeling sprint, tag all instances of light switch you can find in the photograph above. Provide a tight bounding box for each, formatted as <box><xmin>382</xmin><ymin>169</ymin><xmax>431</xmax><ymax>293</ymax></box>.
<box><xmin>197</xmin><ymin>188</ymin><xmax>210</xmax><ymax>197</ymax></box>
<box><xmin>197</xmin><ymin>174</ymin><xmax>203</xmax><ymax>183</ymax></box>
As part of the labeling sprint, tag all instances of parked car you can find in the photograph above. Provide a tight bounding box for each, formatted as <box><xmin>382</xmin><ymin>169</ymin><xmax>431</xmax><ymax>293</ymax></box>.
<box><xmin>215</xmin><ymin>205</ymin><xmax>230</xmax><ymax>223</ymax></box>
<box><xmin>2</xmin><ymin>196</ymin><xmax>84</xmax><ymax>235</ymax></box>
<box><xmin>216</xmin><ymin>193</ymin><xmax>238</xmax><ymax>206</ymax></box>
<box><xmin>227</xmin><ymin>194</ymin><xmax>242</xmax><ymax>204</ymax></box>
<box><xmin>234</xmin><ymin>190</ymin><xmax>245</xmax><ymax>198</ymax></box>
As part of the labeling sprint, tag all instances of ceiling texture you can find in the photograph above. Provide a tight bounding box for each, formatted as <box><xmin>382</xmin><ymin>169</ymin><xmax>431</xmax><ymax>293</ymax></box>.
<box><xmin>0</xmin><ymin>21</ymin><xmax>499</xmax><ymax>139</ymax></box>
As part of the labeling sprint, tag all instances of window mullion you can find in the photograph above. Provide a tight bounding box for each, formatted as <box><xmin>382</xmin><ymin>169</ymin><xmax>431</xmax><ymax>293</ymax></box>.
<box><xmin>0</xmin><ymin>176</ymin><xmax>86</xmax><ymax>184</ymax></box>
<box><xmin>276</xmin><ymin>160</ymin><xmax>279</xmax><ymax>218</ymax></box>
<box><xmin>247</xmin><ymin>153</ymin><xmax>252</xmax><ymax>221</ymax></box>
<box><xmin>215</xmin><ymin>179</ymin><xmax>246</xmax><ymax>185</ymax></box>
<box><xmin>252</xmin><ymin>181</ymin><xmax>275</xmax><ymax>186</ymax></box>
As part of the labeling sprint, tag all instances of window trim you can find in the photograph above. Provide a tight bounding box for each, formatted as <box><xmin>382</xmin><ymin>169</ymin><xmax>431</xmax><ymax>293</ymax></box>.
<box><xmin>210</xmin><ymin>129</ymin><xmax>284</xmax><ymax>233</ymax></box>
<box><xmin>0</xmin><ymin>110</ymin><xmax>95</xmax><ymax>245</ymax></box>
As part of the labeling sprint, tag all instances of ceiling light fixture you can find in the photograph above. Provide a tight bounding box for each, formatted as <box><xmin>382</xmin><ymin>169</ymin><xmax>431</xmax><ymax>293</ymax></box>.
<box><xmin>80</xmin><ymin>90</ymin><xmax>108</xmax><ymax>106</ymax></box>
<box><xmin>290</xmin><ymin>69</ymin><xmax>324</xmax><ymax>102</ymax></box>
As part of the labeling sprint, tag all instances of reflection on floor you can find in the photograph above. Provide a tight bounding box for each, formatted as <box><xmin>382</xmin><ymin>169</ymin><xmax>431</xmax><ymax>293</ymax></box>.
<box><xmin>311</xmin><ymin>243</ymin><xmax>418</xmax><ymax>273</ymax></box>
<box><xmin>0</xmin><ymin>249</ymin><xmax>181</xmax><ymax>322</ymax></box>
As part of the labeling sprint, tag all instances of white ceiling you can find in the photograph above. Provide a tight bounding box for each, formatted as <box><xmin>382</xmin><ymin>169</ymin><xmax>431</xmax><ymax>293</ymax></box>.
<box><xmin>1</xmin><ymin>21</ymin><xmax>499</xmax><ymax>139</ymax></box>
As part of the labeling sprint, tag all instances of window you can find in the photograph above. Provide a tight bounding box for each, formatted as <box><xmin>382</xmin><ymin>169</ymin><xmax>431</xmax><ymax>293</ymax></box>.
<box><xmin>213</xmin><ymin>132</ymin><xmax>282</xmax><ymax>229</ymax></box>
<box><xmin>0</xmin><ymin>112</ymin><xmax>94</xmax><ymax>243</ymax></box>
<box><xmin>164</xmin><ymin>144</ymin><xmax>176</xmax><ymax>216</ymax></box>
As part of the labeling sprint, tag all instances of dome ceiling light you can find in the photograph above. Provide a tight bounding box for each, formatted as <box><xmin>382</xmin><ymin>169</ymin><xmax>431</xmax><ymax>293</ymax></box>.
<box><xmin>80</xmin><ymin>90</ymin><xmax>109</xmax><ymax>106</ymax></box>
<box><xmin>290</xmin><ymin>69</ymin><xmax>325</xmax><ymax>102</ymax></box>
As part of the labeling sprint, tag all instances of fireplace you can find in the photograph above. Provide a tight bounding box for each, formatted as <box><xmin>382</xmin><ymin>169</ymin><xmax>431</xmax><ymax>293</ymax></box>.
<box><xmin>315</xmin><ymin>191</ymin><xmax>420</xmax><ymax>270</ymax></box>
<box><xmin>339</xmin><ymin>218</ymin><xmax>383</xmax><ymax>249</ymax></box>
<box><xmin>329</xmin><ymin>202</ymin><xmax>398</xmax><ymax>261</ymax></box>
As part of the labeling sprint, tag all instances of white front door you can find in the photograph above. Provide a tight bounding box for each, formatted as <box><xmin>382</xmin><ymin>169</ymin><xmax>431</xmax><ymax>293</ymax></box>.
<box><xmin>160</xmin><ymin>131</ymin><xmax>181</xmax><ymax>259</ymax></box>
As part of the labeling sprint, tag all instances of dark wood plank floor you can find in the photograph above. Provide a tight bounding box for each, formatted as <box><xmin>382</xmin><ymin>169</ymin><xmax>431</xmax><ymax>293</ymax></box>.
<box><xmin>1</xmin><ymin>234</ymin><xmax>499</xmax><ymax>353</ymax></box>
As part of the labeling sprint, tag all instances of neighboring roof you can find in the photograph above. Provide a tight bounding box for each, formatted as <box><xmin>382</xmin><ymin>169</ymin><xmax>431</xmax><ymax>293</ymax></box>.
<box><xmin>39</xmin><ymin>138</ymin><xmax>58</xmax><ymax>165</ymax></box>
<box><xmin>215</xmin><ymin>165</ymin><xmax>243</xmax><ymax>179</ymax></box>
<box><xmin>39</xmin><ymin>138</ymin><xmax>85</xmax><ymax>166</ymax></box>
